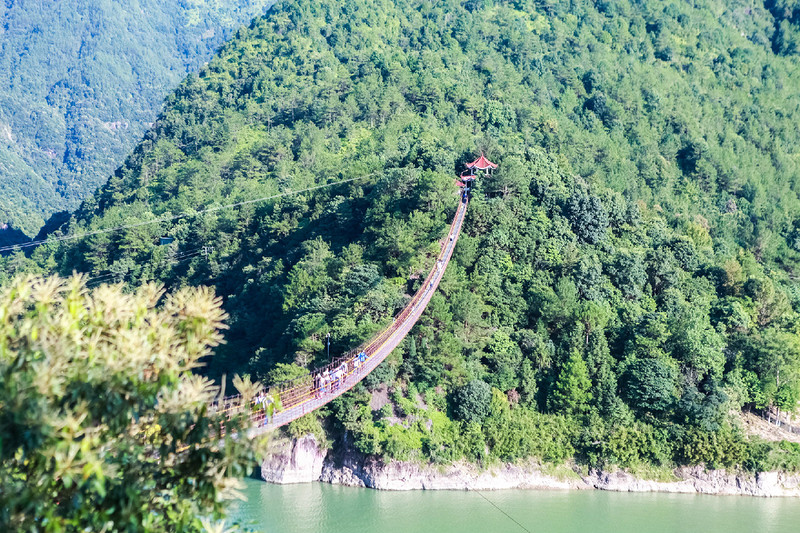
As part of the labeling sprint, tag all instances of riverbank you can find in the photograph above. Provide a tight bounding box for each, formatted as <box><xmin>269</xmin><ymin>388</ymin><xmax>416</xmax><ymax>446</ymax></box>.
<box><xmin>260</xmin><ymin>435</ymin><xmax>800</xmax><ymax>497</ymax></box>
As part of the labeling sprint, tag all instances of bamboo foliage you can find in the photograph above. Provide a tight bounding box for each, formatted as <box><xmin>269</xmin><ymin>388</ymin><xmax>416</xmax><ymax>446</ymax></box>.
<box><xmin>0</xmin><ymin>275</ymin><xmax>260</xmax><ymax>532</ymax></box>
<box><xmin>232</xmin><ymin>373</ymin><xmax>264</xmax><ymax>406</ymax></box>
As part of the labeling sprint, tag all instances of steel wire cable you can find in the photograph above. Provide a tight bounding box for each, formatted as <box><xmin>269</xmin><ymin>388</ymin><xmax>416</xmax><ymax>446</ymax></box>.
<box><xmin>84</xmin><ymin>246</ymin><xmax>208</xmax><ymax>288</ymax></box>
<box><xmin>0</xmin><ymin>172</ymin><xmax>381</xmax><ymax>254</ymax></box>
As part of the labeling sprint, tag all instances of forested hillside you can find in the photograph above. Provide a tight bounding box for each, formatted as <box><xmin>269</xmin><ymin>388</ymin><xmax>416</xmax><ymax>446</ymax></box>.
<box><xmin>0</xmin><ymin>0</ymin><xmax>274</xmax><ymax>237</ymax></box>
<box><xmin>6</xmin><ymin>0</ymin><xmax>800</xmax><ymax>471</ymax></box>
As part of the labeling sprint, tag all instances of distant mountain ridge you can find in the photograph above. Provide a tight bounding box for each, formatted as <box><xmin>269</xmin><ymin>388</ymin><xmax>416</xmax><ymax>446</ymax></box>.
<box><xmin>0</xmin><ymin>0</ymin><xmax>275</xmax><ymax>237</ymax></box>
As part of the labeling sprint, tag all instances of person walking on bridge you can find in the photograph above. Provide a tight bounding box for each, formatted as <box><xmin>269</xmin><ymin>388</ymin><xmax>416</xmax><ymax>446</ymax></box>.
<box><xmin>332</xmin><ymin>363</ymin><xmax>346</xmax><ymax>390</ymax></box>
<box><xmin>314</xmin><ymin>373</ymin><xmax>322</xmax><ymax>398</ymax></box>
<box><xmin>353</xmin><ymin>351</ymin><xmax>366</xmax><ymax>373</ymax></box>
<box><xmin>321</xmin><ymin>370</ymin><xmax>331</xmax><ymax>395</ymax></box>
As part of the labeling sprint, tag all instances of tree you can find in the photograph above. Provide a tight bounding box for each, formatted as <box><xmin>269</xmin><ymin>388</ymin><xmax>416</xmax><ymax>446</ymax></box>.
<box><xmin>584</xmin><ymin>91</ymin><xmax>621</xmax><ymax>129</ymax></box>
<box><xmin>744</xmin><ymin>329</ymin><xmax>800</xmax><ymax>423</ymax></box>
<box><xmin>343</xmin><ymin>263</ymin><xmax>382</xmax><ymax>296</ymax></box>
<box><xmin>267</xmin><ymin>362</ymin><xmax>311</xmax><ymax>384</ymax></box>
<box><xmin>548</xmin><ymin>350</ymin><xmax>592</xmax><ymax>414</ymax></box>
<box><xmin>743</xmin><ymin>277</ymin><xmax>790</xmax><ymax>327</ymax></box>
<box><xmin>670</xmin><ymin>310</ymin><xmax>725</xmax><ymax>379</ymax></box>
<box><xmin>585</xmin><ymin>329</ymin><xmax>617</xmax><ymax>414</ymax></box>
<box><xmin>485</xmin><ymin>156</ymin><xmax>528</xmax><ymax>198</ymax></box>
<box><xmin>609</xmin><ymin>251</ymin><xmax>647</xmax><ymax>300</ymax></box>
<box><xmin>0</xmin><ymin>275</ymin><xmax>258</xmax><ymax>532</ymax></box>
<box><xmin>451</xmin><ymin>380</ymin><xmax>492</xmax><ymax>424</ymax></box>
<box><xmin>622</xmin><ymin>358</ymin><xmax>678</xmax><ymax>416</ymax></box>
<box><xmin>566</xmin><ymin>191</ymin><xmax>609</xmax><ymax>244</ymax></box>
<box><xmin>484</xmin><ymin>328</ymin><xmax>522</xmax><ymax>392</ymax></box>
<box><xmin>677</xmin><ymin>381</ymin><xmax>729</xmax><ymax>432</ymax></box>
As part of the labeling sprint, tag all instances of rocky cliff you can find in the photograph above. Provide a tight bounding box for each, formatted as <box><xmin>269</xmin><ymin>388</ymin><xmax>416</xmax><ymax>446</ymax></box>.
<box><xmin>260</xmin><ymin>436</ymin><xmax>328</xmax><ymax>484</ymax></box>
<box><xmin>260</xmin><ymin>436</ymin><xmax>800</xmax><ymax>497</ymax></box>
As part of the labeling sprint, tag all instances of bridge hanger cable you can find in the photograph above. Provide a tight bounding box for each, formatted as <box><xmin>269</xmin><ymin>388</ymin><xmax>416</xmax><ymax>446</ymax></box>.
<box><xmin>84</xmin><ymin>246</ymin><xmax>208</xmax><ymax>288</ymax></box>
<box><xmin>174</xmin><ymin>195</ymin><xmax>528</xmax><ymax>533</ymax></box>
<box><xmin>0</xmin><ymin>172</ymin><xmax>381</xmax><ymax>254</ymax></box>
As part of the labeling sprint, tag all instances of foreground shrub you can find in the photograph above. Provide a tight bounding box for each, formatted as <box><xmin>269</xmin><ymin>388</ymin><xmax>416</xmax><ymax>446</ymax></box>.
<box><xmin>0</xmin><ymin>275</ymin><xmax>259</xmax><ymax>532</ymax></box>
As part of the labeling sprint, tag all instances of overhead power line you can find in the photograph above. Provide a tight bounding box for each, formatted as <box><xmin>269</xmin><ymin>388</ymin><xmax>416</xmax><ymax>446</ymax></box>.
<box><xmin>0</xmin><ymin>172</ymin><xmax>380</xmax><ymax>254</ymax></box>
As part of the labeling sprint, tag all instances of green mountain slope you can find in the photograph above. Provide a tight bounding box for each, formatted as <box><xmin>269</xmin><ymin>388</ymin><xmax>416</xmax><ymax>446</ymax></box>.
<box><xmin>8</xmin><ymin>0</ymin><xmax>800</xmax><ymax>470</ymax></box>
<box><xmin>0</xmin><ymin>0</ymin><xmax>275</xmax><ymax>236</ymax></box>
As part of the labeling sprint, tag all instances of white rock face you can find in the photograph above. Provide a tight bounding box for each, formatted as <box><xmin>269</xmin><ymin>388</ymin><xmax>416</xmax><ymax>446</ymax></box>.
<box><xmin>582</xmin><ymin>467</ymin><xmax>800</xmax><ymax>497</ymax></box>
<box><xmin>319</xmin><ymin>455</ymin><xmax>585</xmax><ymax>491</ymax></box>
<box><xmin>260</xmin><ymin>435</ymin><xmax>327</xmax><ymax>484</ymax></box>
<box><xmin>261</xmin><ymin>436</ymin><xmax>800</xmax><ymax>496</ymax></box>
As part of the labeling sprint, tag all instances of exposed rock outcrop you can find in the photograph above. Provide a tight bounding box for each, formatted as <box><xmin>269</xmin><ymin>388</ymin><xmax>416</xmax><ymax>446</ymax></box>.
<box><xmin>319</xmin><ymin>455</ymin><xmax>585</xmax><ymax>490</ymax></box>
<box><xmin>260</xmin><ymin>435</ymin><xmax>327</xmax><ymax>484</ymax></box>
<box><xmin>260</xmin><ymin>437</ymin><xmax>800</xmax><ymax>497</ymax></box>
<box><xmin>583</xmin><ymin>467</ymin><xmax>800</xmax><ymax>497</ymax></box>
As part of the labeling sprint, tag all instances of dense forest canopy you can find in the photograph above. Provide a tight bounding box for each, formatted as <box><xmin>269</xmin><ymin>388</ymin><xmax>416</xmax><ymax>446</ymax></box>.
<box><xmin>5</xmin><ymin>0</ymin><xmax>800</xmax><ymax>471</ymax></box>
<box><xmin>0</xmin><ymin>0</ymin><xmax>275</xmax><ymax>237</ymax></box>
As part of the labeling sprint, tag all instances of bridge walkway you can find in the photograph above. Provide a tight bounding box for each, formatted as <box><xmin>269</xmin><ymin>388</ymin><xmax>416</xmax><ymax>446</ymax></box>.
<box><xmin>227</xmin><ymin>195</ymin><xmax>469</xmax><ymax>437</ymax></box>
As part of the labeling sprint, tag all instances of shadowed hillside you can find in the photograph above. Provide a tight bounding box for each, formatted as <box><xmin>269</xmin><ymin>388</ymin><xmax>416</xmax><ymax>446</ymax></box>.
<box><xmin>0</xmin><ymin>0</ymin><xmax>275</xmax><ymax>235</ymax></box>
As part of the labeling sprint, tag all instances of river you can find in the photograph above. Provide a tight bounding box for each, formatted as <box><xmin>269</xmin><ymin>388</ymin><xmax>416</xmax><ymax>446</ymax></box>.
<box><xmin>230</xmin><ymin>478</ymin><xmax>797</xmax><ymax>532</ymax></box>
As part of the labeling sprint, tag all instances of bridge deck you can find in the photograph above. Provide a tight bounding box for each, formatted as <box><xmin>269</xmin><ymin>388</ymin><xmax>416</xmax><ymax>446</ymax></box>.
<box><xmin>216</xmin><ymin>196</ymin><xmax>468</xmax><ymax>438</ymax></box>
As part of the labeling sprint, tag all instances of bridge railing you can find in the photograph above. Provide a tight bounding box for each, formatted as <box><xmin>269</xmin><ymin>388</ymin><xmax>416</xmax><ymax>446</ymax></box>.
<box><xmin>264</xmin><ymin>200</ymin><xmax>465</xmax><ymax>406</ymax></box>
<box><xmin>217</xmin><ymin>197</ymin><xmax>468</xmax><ymax>429</ymax></box>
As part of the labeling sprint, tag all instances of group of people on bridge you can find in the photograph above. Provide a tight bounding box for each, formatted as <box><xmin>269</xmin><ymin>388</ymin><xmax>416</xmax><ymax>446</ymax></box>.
<box><xmin>313</xmin><ymin>350</ymin><xmax>368</xmax><ymax>398</ymax></box>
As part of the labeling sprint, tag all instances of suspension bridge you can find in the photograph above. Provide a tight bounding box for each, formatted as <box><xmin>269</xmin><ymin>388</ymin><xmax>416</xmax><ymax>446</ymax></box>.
<box><xmin>212</xmin><ymin>155</ymin><xmax>497</xmax><ymax>437</ymax></box>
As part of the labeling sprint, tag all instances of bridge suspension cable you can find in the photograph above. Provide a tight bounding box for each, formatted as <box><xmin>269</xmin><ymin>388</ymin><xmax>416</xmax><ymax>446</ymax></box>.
<box><xmin>0</xmin><ymin>172</ymin><xmax>381</xmax><ymax>254</ymax></box>
<box><xmin>209</xmin><ymin>193</ymin><xmax>470</xmax><ymax>436</ymax></box>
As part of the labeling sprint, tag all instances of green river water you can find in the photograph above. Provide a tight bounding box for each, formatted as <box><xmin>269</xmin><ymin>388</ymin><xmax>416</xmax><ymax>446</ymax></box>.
<box><xmin>230</xmin><ymin>478</ymin><xmax>798</xmax><ymax>533</ymax></box>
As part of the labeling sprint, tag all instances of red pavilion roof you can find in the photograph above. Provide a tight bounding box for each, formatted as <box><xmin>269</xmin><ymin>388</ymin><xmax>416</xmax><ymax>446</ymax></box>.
<box><xmin>465</xmin><ymin>154</ymin><xmax>498</xmax><ymax>170</ymax></box>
